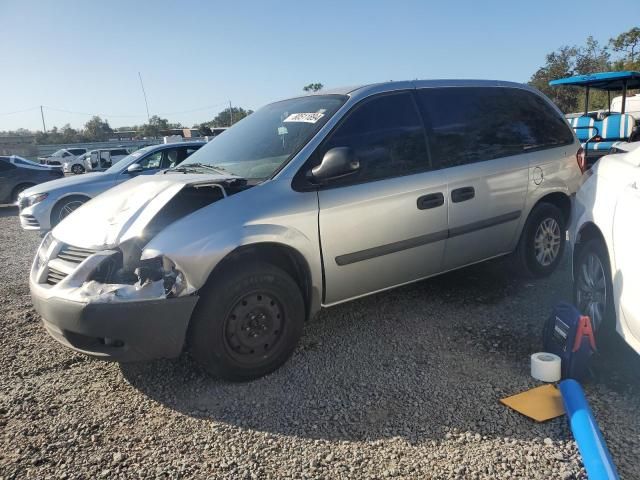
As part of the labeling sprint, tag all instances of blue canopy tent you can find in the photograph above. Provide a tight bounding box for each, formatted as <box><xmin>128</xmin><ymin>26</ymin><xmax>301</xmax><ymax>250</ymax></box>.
<box><xmin>549</xmin><ymin>71</ymin><xmax>640</xmax><ymax>115</ymax></box>
<box><xmin>549</xmin><ymin>72</ymin><xmax>640</xmax><ymax>160</ymax></box>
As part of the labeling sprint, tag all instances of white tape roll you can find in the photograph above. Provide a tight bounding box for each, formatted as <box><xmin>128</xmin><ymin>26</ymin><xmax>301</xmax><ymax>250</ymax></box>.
<box><xmin>531</xmin><ymin>352</ymin><xmax>561</xmax><ymax>382</ymax></box>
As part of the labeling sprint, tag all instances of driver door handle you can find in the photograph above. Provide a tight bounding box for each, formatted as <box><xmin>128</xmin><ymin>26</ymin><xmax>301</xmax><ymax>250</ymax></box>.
<box><xmin>417</xmin><ymin>192</ymin><xmax>444</xmax><ymax>210</ymax></box>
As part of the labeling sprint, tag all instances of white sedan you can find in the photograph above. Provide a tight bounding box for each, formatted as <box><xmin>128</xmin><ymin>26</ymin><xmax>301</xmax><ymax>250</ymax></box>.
<box><xmin>571</xmin><ymin>144</ymin><xmax>640</xmax><ymax>354</ymax></box>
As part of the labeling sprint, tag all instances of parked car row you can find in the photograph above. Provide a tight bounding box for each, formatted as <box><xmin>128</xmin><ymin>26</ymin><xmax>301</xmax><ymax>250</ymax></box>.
<box><xmin>18</xmin><ymin>142</ymin><xmax>204</xmax><ymax>230</ymax></box>
<box><xmin>15</xmin><ymin>78</ymin><xmax>640</xmax><ymax>381</ymax></box>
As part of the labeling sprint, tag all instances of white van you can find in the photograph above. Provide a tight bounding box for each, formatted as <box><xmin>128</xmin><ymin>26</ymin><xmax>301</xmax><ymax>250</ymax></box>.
<box><xmin>611</xmin><ymin>94</ymin><xmax>640</xmax><ymax>119</ymax></box>
<box><xmin>82</xmin><ymin>148</ymin><xmax>130</xmax><ymax>172</ymax></box>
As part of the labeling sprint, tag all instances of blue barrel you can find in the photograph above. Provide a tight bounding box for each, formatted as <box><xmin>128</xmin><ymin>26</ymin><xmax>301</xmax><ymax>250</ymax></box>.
<box><xmin>559</xmin><ymin>379</ymin><xmax>619</xmax><ymax>480</ymax></box>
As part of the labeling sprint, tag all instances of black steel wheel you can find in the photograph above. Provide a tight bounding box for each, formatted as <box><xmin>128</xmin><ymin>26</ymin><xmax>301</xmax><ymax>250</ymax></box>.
<box><xmin>224</xmin><ymin>291</ymin><xmax>285</xmax><ymax>365</ymax></box>
<box><xmin>189</xmin><ymin>261</ymin><xmax>305</xmax><ymax>381</ymax></box>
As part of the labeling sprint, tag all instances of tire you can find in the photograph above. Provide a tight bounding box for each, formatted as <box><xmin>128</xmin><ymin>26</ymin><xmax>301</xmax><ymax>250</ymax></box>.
<box><xmin>573</xmin><ymin>238</ymin><xmax>615</xmax><ymax>334</ymax></box>
<box><xmin>189</xmin><ymin>261</ymin><xmax>305</xmax><ymax>381</ymax></box>
<box><xmin>71</xmin><ymin>164</ymin><xmax>85</xmax><ymax>174</ymax></box>
<box><xmin>12</xmin><ymin>183</ymin><xmax>35</xmax><ymax>203</ymax></box>
<box><xmin>50</xmin><ymin>195</ymin><xmax>89</xmax><ymax>227</ymax></box>
<box><xmin>514</xmin><ymin>202</ymin><xmax>566</xmax><ymax>277</ymax></box>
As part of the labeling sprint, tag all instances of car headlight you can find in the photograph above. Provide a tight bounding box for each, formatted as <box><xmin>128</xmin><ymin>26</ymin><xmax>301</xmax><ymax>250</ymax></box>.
<box><xmin>22</xmin><ymin>192</ymin><xmax>48</xmax><ymax>207</ymax></box>
<box><xmin>135</xmin><ymin>255</ymin><xmax>186</xmax><ymax>297</ymax></box>
<box><xmin>37</xmin><ymin>232</ymin><xmax>55</xmax><ymax>265</ymax></box>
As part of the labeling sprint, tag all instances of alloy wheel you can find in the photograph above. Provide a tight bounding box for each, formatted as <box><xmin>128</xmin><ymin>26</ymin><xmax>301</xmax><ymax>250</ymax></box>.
<box><xmin>58</xmin><ymin>200</ymin><xmax>85</xmax><ymax>222</ymax></box>
<box><xmin>576</xmin><ymin>252</ymin><xmax>607</xmax><ymax>330</ymax></box>
<box><xmin>534</xmin><ymin>217</ymin><xmax>561</xmax><ymax>266</ymax></box>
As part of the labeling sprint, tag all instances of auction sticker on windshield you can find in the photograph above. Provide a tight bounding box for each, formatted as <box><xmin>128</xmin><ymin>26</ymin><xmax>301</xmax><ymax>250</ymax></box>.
<box><xmin>283</xmin><ymin>112</ymin><xmax>324</xmax><ymax>123</ymax></box>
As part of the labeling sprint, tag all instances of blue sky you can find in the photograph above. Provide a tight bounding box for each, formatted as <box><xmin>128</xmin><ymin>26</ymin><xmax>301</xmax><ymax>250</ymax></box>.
<box><xmin>1</xmin><ymin>0</ymin><xmax>638</xmax><ymax>131</ymax></box>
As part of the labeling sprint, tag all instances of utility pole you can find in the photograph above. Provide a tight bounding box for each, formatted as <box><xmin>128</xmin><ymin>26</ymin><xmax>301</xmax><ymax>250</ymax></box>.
<box><xmin>229</xmin><ymin>100</ymin><xmax>233</xmax><ymax>126</ymax></box>
<box><xmin>138</xmin><ymin>72</ymin><xmax>151</xmax><ymax>122</ymax></box>
<box><xmin>40</xmin><ymin>105</ymin><xmax>47</xmax><ymax>132</ymax></box>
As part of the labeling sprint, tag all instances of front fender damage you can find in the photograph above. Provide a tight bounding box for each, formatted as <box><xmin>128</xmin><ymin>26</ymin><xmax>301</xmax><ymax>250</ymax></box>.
<box><xmin>52</xmin><ymin>178</ymin><xmax>249</xmax><ymax>304</ymax></box>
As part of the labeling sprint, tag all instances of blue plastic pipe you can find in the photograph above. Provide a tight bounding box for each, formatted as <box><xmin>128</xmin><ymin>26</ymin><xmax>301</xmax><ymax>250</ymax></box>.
<box><xmin>559</xmin><ymin>379</ymin><xmax>619</xmax><ymax>480</ymax></box>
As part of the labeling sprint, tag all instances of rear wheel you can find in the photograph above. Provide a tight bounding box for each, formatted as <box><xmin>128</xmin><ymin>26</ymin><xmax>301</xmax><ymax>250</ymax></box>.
<box><xmin>50</xmin><ymin>195</ymin><xmax>89</xmax><ymax>226</ymax></box>
<box><xmin>514</xmin><ymin>202</ymin><xmax>566</xmax><ymax>277</ymax></box>
<box><xmin>71</xmin><ymin>164</ymin><xmax>85</xmax><ymax>174</ymax></box>
<box><xmin>189</xmin><ymin>262</ymin><xmax>305</xmax><ymax>381</ymax></box>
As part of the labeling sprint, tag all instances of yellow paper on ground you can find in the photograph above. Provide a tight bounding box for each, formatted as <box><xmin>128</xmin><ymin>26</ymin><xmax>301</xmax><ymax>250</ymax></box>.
<box><xmin>500</xmin><ymin>384</ymin><xmax>565</xmax><ymax>422</ymax></box>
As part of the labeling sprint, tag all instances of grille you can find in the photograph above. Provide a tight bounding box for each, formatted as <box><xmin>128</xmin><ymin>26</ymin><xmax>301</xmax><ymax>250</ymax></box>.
<box><xmin>46</xmin><ymin>266</ymin><xmax>67</xmax><ymax>285</ymax></box>
<box><xmin>57</xmin><ymin>245</ymin><xmax>98</xmax><ymax>265</ymax></box>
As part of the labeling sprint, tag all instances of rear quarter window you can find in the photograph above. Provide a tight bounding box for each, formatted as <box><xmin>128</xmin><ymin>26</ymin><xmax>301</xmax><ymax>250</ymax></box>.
<box><xmin>416</xmin><ymin>87</ymin><xmax>574</xmax><ymax>168</ymax></box>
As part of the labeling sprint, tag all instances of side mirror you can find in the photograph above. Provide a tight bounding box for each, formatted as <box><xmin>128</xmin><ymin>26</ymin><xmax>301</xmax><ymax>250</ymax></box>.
<box><xmin>309</xmin><ymin>147</ymin><xmax>359</xmax><ymax>183</ymax></box>
<box><xmin>127</xmin><ymin>163</ymin><xmax>143</xmax><ymax>174</ymax></box>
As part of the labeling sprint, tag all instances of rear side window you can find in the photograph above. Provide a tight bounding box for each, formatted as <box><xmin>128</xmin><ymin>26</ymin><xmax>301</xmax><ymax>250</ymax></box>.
<box><xmin>416</xmin><ymin>87</ymin><xmax>574</xmax><ymax>168</ymax></box>
<box><xmin>318</xmin><ymin>92</ymin><xmax>429</xmax><ymax>185</ymax></box>
<box><xmin>69</xmin><ymin>148</ymin><xmax>86</xmax><ymax>155</ymax></box>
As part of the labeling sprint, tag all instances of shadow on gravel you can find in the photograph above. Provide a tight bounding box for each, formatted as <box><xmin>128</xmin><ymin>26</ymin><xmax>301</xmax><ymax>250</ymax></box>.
<box><xmin>0</xmin><ymin>205</ymin><xmax>18</xmax><ymax>217</ymax></box>
<box><xmin>121</xmin><ymin>257</ymin><xmax>640</xmax><ymax>444</ymax></box>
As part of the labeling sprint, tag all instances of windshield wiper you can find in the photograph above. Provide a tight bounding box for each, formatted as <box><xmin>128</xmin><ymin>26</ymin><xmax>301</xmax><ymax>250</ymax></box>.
<box><xmin>165</xmin><ymin>163</ymin><xmax>227</xmax><ymax>175</ymax></box>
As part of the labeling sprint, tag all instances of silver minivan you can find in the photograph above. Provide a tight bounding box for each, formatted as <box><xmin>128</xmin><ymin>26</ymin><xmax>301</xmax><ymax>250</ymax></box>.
<box><xmin>30</xmin><ymin>80</ymin><xmax>583</xmax><ymax>380</ymax></box>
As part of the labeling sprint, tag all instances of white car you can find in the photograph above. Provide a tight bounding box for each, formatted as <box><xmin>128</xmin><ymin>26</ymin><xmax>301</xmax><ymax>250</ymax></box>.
<box><xmin>39</xmin><ymin>148</ymin><xmax>87</xmax><ymax>169</ymax></box>
<box><xmin>571</xmin><ymin>147</ymin><xmax>640</xmax><ymax>354</ymax></box>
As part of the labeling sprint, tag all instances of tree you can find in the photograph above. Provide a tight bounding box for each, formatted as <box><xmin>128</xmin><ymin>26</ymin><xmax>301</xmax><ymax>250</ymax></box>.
<box><xmin>303</xmin><ymin>83</ymin><xmax>324</xmax><ymax>93</ymax></box>
<box><xmin>139</xmin><ymin>115</ymin><xmax>171</xmax><ymax>137</ymax></box>
<box><xmin>529</xmin><ymin>46</ymin><xmax>580</xmax><ymax>113</ymax></box>
<box><xmin>84</xmin><ymin>116</ymin><xmax>112</xmax><ymax>141</ymax></box>
<box><xmin>201</xmin><ymin>107</ymin><xmax>253</xmax><ymax>128</ymax></box>
<box><xmin>61</xmin><ymin>123</ymin><xmax>82</xmax><ymax>143</ymax></box>
<box><xmin>610</xmin><ymin>27</ymin><xmax>640</xmax><ymax>69</ymax></box>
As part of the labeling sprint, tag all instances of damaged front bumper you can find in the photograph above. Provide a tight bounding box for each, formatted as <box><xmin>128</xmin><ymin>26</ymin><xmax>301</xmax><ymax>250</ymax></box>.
<box><xmin>31</xmin><ymin>290</ymin><xmax>198</xmax><ymax>361</ymax></box>
<box><xmin>30</xmin><ymin>235</ymin><xmax>199</xmax><ymax>361</ymax></box>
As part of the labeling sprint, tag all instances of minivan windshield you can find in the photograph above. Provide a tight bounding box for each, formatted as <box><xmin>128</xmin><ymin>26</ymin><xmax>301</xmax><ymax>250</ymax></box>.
<box><xmin>177</xmin><ymin>95</ymin><xmax>346</xmax><ymax>179</ymax></box>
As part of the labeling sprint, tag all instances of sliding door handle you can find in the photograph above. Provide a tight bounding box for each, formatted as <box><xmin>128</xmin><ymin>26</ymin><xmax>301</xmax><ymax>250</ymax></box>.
<box><xmin>451</xmin><ymin>186</ymin><xmax>475</xmax><ymax>203</ymax></box>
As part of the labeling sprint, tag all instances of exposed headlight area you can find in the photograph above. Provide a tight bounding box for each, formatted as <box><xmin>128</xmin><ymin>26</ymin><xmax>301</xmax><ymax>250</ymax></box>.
<box><xmin>135</xmin><ymin>256</ymin><xmax>187</xmax><ymax>297</ymax></box>
<box><xmin>19</xmin><ymin>192</ymin><xmax>48</xmax><ymax>208</ymax></box>
<box><xmin>34</xmin><ymin>235</ymin><xmax>191</xmax><ymax>302</ymax></box>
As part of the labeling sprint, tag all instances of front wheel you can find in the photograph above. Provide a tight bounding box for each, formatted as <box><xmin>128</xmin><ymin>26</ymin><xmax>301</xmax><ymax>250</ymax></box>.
<box><xmin>189</xmin><ymin>262</ymin><xmax>305</xmax><ymax>381</ymax></box>
<box><xmin>50</xmin><ymin>195</ymin><xmax>88</xmax><ymax>227</ymax></box>
<box><xmin>573</xmin><ymin>238</ymin><xmax>615</xmax><ymax>332</ymax></box>
<box><xmin>514</xmin><ymin>202</ymin><xmax>566</xmax><ymax>277</ymax></box>
<box><xmin>71</xmin><ymin>164</ymin><xmax>85</xmax><ymax>174</ymax></box>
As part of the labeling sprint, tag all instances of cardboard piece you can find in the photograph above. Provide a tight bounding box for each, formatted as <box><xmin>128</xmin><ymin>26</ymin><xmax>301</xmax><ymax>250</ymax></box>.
<box><xmin>500</xmin><ymin>384</ymin><xmax>565</xmax><ymax>422</ymax></box>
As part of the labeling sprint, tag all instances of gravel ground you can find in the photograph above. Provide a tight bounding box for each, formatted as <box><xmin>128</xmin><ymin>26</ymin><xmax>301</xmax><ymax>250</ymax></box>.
<box><xmin>1</xmin><ymin>205</ymin><xmax>639</xmax><ymax>479</ymax></box>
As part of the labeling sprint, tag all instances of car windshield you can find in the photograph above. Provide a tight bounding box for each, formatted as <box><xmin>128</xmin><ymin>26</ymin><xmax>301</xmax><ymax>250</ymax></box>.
<box><xmin>176</xmin><ymin>95</ymin><xmax>346</xmax><ymax>179</ymax></box>
<box><xmin>50</xmin><ymin>149</ymin><xmax>66</xmax><ymax>157</ymax></box>
<box><xmin>104</xmin><ymin>146</ymin><xmax>155</xmax><ymax>173</ymax></box>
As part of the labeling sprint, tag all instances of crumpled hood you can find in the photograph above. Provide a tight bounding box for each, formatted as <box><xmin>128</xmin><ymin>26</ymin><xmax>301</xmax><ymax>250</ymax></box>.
<box><xmin>52</xmin><ymin>173</ymin><xmax>233</xmax><ymax>249</ymax></box>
